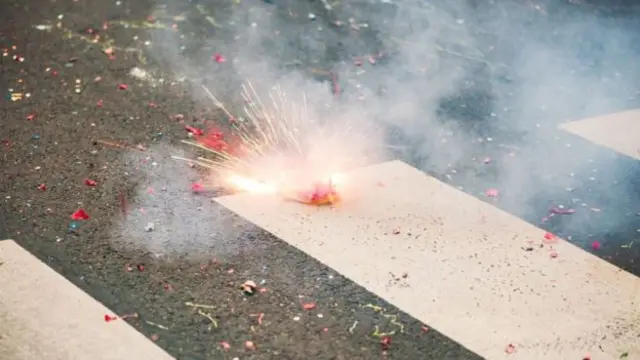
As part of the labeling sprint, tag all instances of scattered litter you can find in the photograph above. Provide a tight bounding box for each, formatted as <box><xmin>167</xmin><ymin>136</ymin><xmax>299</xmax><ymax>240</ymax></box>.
<box><xmin>191</xmin><ymin>182</ymin><xmax>204</xmax><ymax>192</ymax></box>
<box><xmin>348</xmin><ymin>321</ymin><xmax>358</xmax><ymax>333</ymax></box>
<box><xmin>591</xmin><ymin>241</ymin><xmax>601</xmax><ymax>250</ymax></box>
<box><xmin>129</xmin><ymin>67</ymin><xmax>148</xmax><ymax>80</ymax></box>
<box><xmin>85</xmin><ymin>179</ymin><xmax>97</xmax><ymax>187</ymax></box>
<box><xmin>380</xmin><ymin>336</ymin><xmax>391</xmax><ymax>351</ymax></box>
<box><xmin>213</xmin><ymin>53</ymin><xmax>226</xmax><ymax>63</ymax></box>
<box><xmin>241</xmin><ymin>280</ymin><xmax>257</xmax><ymax>295</ymax></box>
<box><xmin>302</xmin><ymin>302</ymin><xmax>316</xmax><ymax>310</ymax></box>
<box><xmin>104</xmin><ymin>313</ymin><xmax>138</xmax><ymax>323</ymax></box>
<box><xmin>549</xmin><ymin>206</ymin><xmax>575</xmax><ymax>215</ymax></box>
<box><xmin>145</xmin><ymin>320</ymin><xmax>169</xmax><ymax>330</ymax></box>
<box><xmin>245</xmin><ymin>341</ymin><xmax>256</xmax><ymax>351</ymax></box>
<box><xmin>249</xmin><ymin>313</ymin><xmax>264</xmax><ymax>325</ymax></box>
<box><xmin>185</xmin><ymin>125</ymin><xmax>204</xmax><ymax>136</ymax></box>
<box><xmin>144</xmin><ymin>222</ymin><xmax>155</xmax><ymax>232</ymax></box>
<box><xmin>505</xmin><ymin>343</ymin><xmax>516</xmax><ymax>354</ymax></box>
<box><xmin>70</xmin><ymin>208</ymin><xmax>90</xmax><ymax>220</ymax></box>
<box><xmin>219</xmin><ymin>341</ymin><xmax>231</xmax><ymax>351</ymax></box>
<box><xmin>485</xmin><ymin>188</ymin><xmax>499</xmax><ymax>197</ymax></box>
<box><xmin>35</xmin><ymin>24</ymin><xmax>53</xmax><ymax>31</ymax></box>
<box><xmin>543</xmin><ymin>232</ymin><xmax>557</xmax><ymax>244</ymax></box>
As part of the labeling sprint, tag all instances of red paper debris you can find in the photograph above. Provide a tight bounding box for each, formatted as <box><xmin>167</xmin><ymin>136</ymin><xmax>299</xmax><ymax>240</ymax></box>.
<box><xmin>118</xmin><ymin>191</ymin><xmax>128</xmax><ymax>217</ymax></box>
<box><xmin>97</xmin><ymin>99</ymin><xmax>104</xmax><ymax>107</ymax></box>
<box><xmin>85</xmin><ymin>179</ymin><xmax>97</xmax><ymax>187</ymax></box>
<box><xmin>380</xmin><ymin>336</ymin><xmax>392</xmax><ymax>351</ymax></box>
<box><xmin>104</xmin><ymin>314</ymin><xmax>117</xmax><ymax>322</ymax></box>
<box><xmin>591</xmin><ymin>241</ymin><xmax>601</xmax><ymax>250</ymax></box>
<box><xmin>70</xmin><ymin>208</ymin><xmax>90</xmax><ymax>220</ymax></box>
<box><xmin>198</xmin><ymin>128</ymin><xmax>228</xmax><ymax>152</ymax></box>
<box><xmin>543</xmin><ymin>232</ymin><xmax>557</xmax><ymax>243</ymax></box>
<box><xmin>331</xmin><ymin>72</ymin><xmax>340</xmax><ymax>97</ymax></box>
<box><xmin>26</xmin><ymin>113</ymin><xmax>35</xmax><ymax>121</ymax></box>
<box><xmin>485</xmin><ymin>188</ymin><xmax>499</xmax><ymax>197</ymax></box>
<box><xmin>220</xmin><ymin>341</ymin><xmax>231</xmax><ymax>351</ymax></box>
<box><xmin>213</xmin><ymin>53</ymin><xmax>226</xmax><ymax>63</ymax></box>
<box><xmin>137</xmin><ymin>264</ymin><xmax>145</xmax><ymax>272</ymax></box>
<box><xmin>185</xmin><ymin>125</ymin><xmax>204</xmax><ymax>136</ymax></box>
<box><xmin>244</xmin><ymin>341</ymin><xmax>256</xmax><ymax>350</ymax></box>
<box><xmin>191</xmin><ymin>183</ymin><xmax>204</xmax><ymax>192</ymax></box>
<box><xmin>37</xmin><ymin>183</ymin><xmax>47</xmax><ymax>191</ymax></box>
<box><xmin>505</xmin><ymin>343</ymin><xmax>516</xmax><ymax>354</ymax></box>
<box><xmin>118</xmin><ymin>84</ymin><xmax>128</xmax><ymax>90</ymax></box>
<box><xmin>302</xmin><ymin>303</ymin><xmax>316</xmax><ymax>310</ymax></box>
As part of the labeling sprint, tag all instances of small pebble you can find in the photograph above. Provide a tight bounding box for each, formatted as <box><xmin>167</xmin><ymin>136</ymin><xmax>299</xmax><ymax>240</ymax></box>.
<box><xmin>145</xmin><ymin>222</ymin><xmax>155</xmax><ymax>232</ymax></box>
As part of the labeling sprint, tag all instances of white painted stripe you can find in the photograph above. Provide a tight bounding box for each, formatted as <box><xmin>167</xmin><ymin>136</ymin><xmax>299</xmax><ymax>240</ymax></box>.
<box><xmin>216</xmin><ymin>160</ymin><xmax>640</xmax><ymax>360</ymax></box>
<box><xmin>0</xmin><ymin>240</ymin><xmax>174</xmax><ymax>360</ymax></box>
<box><xmin>560</xmin><ymin>109</ymin><xmax>640</xmax><ymax>160</ymax></box>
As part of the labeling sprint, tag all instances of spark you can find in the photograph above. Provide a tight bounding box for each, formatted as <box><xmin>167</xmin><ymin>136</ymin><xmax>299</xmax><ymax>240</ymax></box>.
<box><xmin>174</xmin><ymin>81</ymin><xmax>378</xmax><ymax>204</ymax></box>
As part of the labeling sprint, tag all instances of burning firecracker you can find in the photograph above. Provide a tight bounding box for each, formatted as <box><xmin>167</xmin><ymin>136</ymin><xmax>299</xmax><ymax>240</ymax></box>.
<box><xmin>294</xmin><ymin>180</ymin><xmax>341</xmax><ymax>205</ymax></box>
<box><xmin>174</xmin><ymin>82</ymin><xmax>377</xmax><ymax>205</ymax></box>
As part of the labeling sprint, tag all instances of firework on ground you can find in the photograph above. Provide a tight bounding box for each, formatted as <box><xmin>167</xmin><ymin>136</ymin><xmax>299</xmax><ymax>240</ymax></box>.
<box><xmin>174</xmin><ymin>82</ymin><xmax>381</xmax><ymax>204</ymax></box>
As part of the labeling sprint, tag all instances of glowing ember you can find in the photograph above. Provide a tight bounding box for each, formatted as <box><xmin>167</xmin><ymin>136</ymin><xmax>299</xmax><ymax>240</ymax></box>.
<box><xmin>227</xmin><ymin>175</ymin><xmax>276</xmax><ymax>194</ymax></box>
<box><xmin>296</xmin><ymin>181</ymin><xmax>341</xmax><ymax>205</ymax></box>
<box><xmin>227</xmin><ymin>172</ymin><xmax>343</xmax><ymax>206</ymax></box>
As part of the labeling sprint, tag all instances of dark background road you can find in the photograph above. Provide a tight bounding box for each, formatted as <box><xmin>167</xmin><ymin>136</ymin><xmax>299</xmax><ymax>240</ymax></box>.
<box><xmin>1</xmin><ymin>0</ymin><xmax>639</xmax><ymax>359</ymax></box>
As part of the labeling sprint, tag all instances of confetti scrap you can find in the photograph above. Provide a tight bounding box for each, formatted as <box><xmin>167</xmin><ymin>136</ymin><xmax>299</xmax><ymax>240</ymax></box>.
<box><xmin>197</xmin><ymin>309</ymin><xmax>218</xmax><ymax>329</ymax></box>
<box><xmin>505</xmin><ymin>343</ymin><xmax>516</xmax><ymax>354</ymax></box>
<box><xmin>380</xmin><ymin>336</ymin><xmax>392</xmax><ymax>351</ymax></box>
<box><xmin>213</xmin><ymin>53</ymin><xmax>226</xmax><ymax>63</ymax></box>
<box><xmin>302</xmin><ymin>302</ymin><xmax>317</xmax><ymax>310</ymax></box>
<box><xmin>348</xmin><ymin>320</ymin><xmax>358</xmax><ymax>333</ymax></box>
<box><xmin>185</xmin><ymin>125</ymin><xmax>204</xmax><ymax>136</ymax></box>
<box><xmin>191</xmin><ymin>182</ymin><xmax>204</xmax><ymax>192</ymax></box>
<box><xmin>543</xmin><ymin>232</ymin><xmax>557</xmax><ymax>243</ymax></box>
<box><xmin>250</xmin><ymin>313</ymin><xmax>264</xmax><ymax>325</ymax></box>
<box><xmin>145</xmin><ymin>321</ymin><xmax>169</xmax><ymax>330</ymax></box>
<box><xmin>185</xmin><ymin>301</ymin><xmax>216</xmax><ymax>310</ymax></box>
<box><xmin>485</xmin><ymin>188</ymin><xmax>499</xmax><ymax>197</ymax></box>
<box><xmin>241</xmin><ymin>280</ymin><xmax>257</xmax><ymax>295</ymax></box>
<box><xmin>70</xmin><ymin>208</ymin><xmax>90</xmax><ymax>220</ymax></box>
<box><xmin>361</xmin><ymin>303</ymin><xmax>405</xmax><ymax>335</ymax></box>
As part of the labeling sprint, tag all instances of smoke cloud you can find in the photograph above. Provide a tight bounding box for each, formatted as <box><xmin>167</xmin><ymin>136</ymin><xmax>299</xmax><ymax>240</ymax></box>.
<box><xmin>111</xmin><ymin>0</ymin><xmax>640</xmax><ymax>258</ymax></box>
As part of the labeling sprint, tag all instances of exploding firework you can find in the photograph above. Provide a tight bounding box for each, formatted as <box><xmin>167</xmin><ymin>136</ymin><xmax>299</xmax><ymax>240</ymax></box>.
<box><xmin>174</xmin><ymin>82</ymin><xmax>378</xmax><ymax>205</ymax></box>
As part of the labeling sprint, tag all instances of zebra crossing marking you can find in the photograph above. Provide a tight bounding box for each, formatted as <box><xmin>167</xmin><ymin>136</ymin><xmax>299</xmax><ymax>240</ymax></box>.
<box><xmin>0</xmin><ymin>240</ymin><xmax>174</xmax><ymax>360</ymax></box>
<box><xmin>560</xmin><ymin>109</ymin><xmax>640</xmax><ymax>160</ymax></box>
<box><xmin>216</xmin><ymin>160</ymin><xmax>640</xmax><ymax>360</ymax></box>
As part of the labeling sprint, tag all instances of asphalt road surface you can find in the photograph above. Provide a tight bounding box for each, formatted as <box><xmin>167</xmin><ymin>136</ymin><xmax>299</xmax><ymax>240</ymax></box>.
<box><xmin>1</xmin><ymin>0</ymin><xmax>639</xmax><ymax>359</ymax></box>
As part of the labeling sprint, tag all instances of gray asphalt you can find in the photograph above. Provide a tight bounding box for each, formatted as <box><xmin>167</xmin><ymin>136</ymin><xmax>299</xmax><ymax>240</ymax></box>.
<box><xmin>1</xmin><ymin>0</ymin><xmax>639</xmax><ymax>359</ymax></box>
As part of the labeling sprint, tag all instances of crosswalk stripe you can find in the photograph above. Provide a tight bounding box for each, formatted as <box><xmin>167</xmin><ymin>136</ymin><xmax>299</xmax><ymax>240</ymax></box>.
<box><xmin>0</xmin><ymin>240</ymin><xmax>175</xmax><ymax>360</ymax></box>
<box><xmin>559</xmin><ymin>109</ymin><xmax>640</xmax><ymax>160</ymax></box>
<box><xmin>216</xmin><ymin>160</ymin><xmax>640</xmax><ymax>360</ymax></box>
